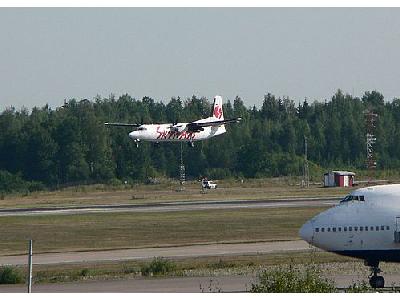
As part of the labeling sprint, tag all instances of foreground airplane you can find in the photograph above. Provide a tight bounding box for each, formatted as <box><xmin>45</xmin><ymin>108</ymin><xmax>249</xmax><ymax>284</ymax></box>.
<box><xmin>299</xmin><ymin>184</ymin><xmax>400</xmax><ymax>288</ymax></box>
<box><xmin>105</xmin><ymin>96</ymin><xmax>241</xmax><ymax>147</ymax></box>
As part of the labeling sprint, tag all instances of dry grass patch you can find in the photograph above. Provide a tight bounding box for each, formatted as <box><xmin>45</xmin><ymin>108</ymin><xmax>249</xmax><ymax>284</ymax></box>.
<box><xmin>0</xmin><ymin>206</ymin><xmax>325</xmax><ymax>255</ymax></box>
<box><xmin>6</xmin><ymin>250</ymin><xmax>356</xmax><ymax>284</ymax></box>
<box><xmin>0</xmin><ymin>179</ymin><xmax>352</xmax><ymax>209</ymax></box>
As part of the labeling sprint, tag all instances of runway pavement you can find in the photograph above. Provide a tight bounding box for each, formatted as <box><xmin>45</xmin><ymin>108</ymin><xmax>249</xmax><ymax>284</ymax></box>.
<box><xmin>0</xmin><ymin>240</ymin><xmax>310</xmax><ymax>266</ymax></box>
<box><xmin>2</xmin><ymin>274</ymin><xmax>400</xmax><ymax>292</ymax></box>
<box><xmin>0</xmin><ymin>275</ymin><xmax>254</xmax><ymax>292</ymax></box>
<box><xmin>0</xmin><ymin>196</ymin><xmax>340</xmax><ymax>217</ymax></box>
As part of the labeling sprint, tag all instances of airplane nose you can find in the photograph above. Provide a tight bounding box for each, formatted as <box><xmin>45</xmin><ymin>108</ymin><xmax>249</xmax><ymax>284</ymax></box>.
<box><xmin>128</xmin><ymin>131</ymin><xmax>137</xmax><ymax>139</ymax></box>
<box><xmin>299</xmin><ymin>221</ymin><xmax>314</xmax><ymax>244</ymax></box>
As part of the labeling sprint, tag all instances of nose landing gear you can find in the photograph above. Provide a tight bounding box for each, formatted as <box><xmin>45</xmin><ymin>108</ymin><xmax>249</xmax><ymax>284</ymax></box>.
<box><xmin>134</xmin><ymin>139</ymin><xmax>140</xmax><ymax>148</ymax></box>
<box><xmin>369</xmin><ymin>275</ymin><xmax>384</xmax><ymax>289</ymax></box>
<box><xmin>367</xmin><ymin>261</ymin><xmax>385</xmax><ymax>289</ymax></box>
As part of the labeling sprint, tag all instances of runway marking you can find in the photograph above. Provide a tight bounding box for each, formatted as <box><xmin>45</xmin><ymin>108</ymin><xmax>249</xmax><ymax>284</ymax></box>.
<box><xmin>0</xmin><ymin>198</ymin><xmax>339</xmax><ymax>217</ymax></box>
<box><xmin>0</xmin><ymin>240</ymin><xmax>311</xmax><ymax>266</ymax></box>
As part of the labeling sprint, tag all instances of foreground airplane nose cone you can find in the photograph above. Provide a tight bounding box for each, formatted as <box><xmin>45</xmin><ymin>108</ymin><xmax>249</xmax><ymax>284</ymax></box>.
<box><xmin>299</xmin><ymin>221</ymin><xmax>314</xmax><ymax>244</ymax></box>
<box><xmin>128</xmin><ymin>131</ymin><xmax>137</xmax><ymax>139</ymax></box>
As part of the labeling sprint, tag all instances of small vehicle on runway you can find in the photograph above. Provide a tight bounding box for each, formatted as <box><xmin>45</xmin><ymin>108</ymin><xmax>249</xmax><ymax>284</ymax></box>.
<box><xmin>201</xmin><ymin>179</ymin><xmax>217</xmax><ymax>189</ymax></box>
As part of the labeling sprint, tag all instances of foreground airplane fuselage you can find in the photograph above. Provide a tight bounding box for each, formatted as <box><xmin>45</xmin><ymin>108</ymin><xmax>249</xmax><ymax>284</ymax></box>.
<box><xmin>299</xmin><ymin>184</ymin><xmax>400</xmax><ymax>288</ymax></box>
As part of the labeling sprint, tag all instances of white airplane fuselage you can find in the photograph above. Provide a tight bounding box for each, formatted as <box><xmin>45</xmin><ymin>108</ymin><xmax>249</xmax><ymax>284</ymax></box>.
<box><xmin>128</xmin><ymin>118</ymin><xmax>226</xmax><ymax>143</ymax></box>
<box><xmin>300</xmin><ymin>184</ymin><xmax>400</xmax><ymax>263</ymax></box>
<box><xmin>105</xmin><ymin>95</ymin><xmax>240</xmax><ymax>146</ymax></box>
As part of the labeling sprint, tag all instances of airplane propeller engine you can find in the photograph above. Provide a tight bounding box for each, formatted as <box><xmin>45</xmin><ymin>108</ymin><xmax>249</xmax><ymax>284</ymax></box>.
<box><xmin>168</xmin><ymin>124</ymin><xmax>186</xmax><ymax>133</ymax></box>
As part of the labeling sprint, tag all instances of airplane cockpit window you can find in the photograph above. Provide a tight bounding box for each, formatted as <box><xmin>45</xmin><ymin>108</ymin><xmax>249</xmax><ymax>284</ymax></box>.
<box><xmin>340</xmin><ymin>195</ymin><xmax>351</xmax><ymax>203</ymax></box>
<box><xmin>138</xmin><ymin>127</ymin><xmax>147</xmax><ymax>131</ymax></box>
<box><xmin>340</xmin><ymin>195</ymin><xmax>365</xmax><ymax>204</ymax></box>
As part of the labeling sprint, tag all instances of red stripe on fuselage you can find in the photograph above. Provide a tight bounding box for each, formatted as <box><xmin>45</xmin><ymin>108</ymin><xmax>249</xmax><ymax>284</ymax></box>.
<box><xmin>156</xmin><ymin>126</ymin><xmax>196</xmax><ymax>140</ymax></box>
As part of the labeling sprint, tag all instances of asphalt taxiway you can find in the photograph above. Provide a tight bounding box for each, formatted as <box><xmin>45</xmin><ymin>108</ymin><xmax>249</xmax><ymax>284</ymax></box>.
<box><xmin>2</xmin><ymin>274</ymin><xmax>400</xmax><ymax>292</ymax></box>
<box><xmin>0</xmin><ymin>240</ymin><xmax>309</xmax><ymax>266</ymax></box>
<box><xmin>0</xmin><ymin>197</ymin><xmax>339</xmax><ymax>217</ymax></box>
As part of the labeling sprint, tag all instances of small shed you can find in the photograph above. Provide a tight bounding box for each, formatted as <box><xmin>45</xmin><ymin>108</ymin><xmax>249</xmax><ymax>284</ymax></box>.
<box><xmin>324</xmin><ymin>171</ymin><xmax>355</xmax><ymax>187</ymax></box>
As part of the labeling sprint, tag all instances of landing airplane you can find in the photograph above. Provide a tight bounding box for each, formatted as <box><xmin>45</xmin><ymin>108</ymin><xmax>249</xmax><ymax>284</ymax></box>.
<box><xmin>299</xmin><ymin>184</ymin><xmax>400</xmax><ymax>288</ymax></box>
<box><xmin>105</xmin><ymin>96</ymin><xmax>241</xmax><ymax>147</ymax></box>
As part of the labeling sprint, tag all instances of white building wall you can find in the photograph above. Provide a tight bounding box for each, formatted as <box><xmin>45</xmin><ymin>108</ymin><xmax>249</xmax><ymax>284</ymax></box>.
<box><xmin>343</xmin><ymin>176</ymin><xmax>349</xmax><ymax>187</ymax></box>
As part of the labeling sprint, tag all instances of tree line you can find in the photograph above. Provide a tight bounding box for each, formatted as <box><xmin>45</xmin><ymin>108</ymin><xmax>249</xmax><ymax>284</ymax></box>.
<box><xmin>0</xmin><ymin>90</ymin><xmax>399</xmax><ymax>192</ymax></box>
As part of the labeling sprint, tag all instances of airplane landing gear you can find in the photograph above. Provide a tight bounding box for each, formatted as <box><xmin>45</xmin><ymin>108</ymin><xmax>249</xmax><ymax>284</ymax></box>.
<box><xmin>370</xmin><ymin>275</ymin><xmax>384</xmax><ymax>289</ymax></box>
<box><xmin>134</xmin><ymin>139</ymin><xmax>140</xmax><ymax>148</ymax></box>
<box><xmin>367</xmin><ymin>261</ymin><xmax>385</xmax><ymax>288</ymax></box>
<box><xmin>187</xmin><ymin>141</ymin><xmax>194</xmax><ymax>148</ymax></box>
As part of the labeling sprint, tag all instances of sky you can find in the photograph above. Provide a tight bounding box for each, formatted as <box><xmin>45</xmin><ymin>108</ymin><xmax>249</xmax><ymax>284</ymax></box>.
<box><xmin>0</xmin><ymin>8</ymin><xmax>400</xmax><ymax>110</ymax></box>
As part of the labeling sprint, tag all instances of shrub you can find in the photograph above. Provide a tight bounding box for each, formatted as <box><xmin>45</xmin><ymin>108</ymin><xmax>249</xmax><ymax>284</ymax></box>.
<box><xmin>0</xmin><ymin>170</ymin><xmax>45</xmax><ymax>194</ymax></box>
<box><xmin>0</xmin><ymin>266</ymin><xmax>23</xmax><ymax>284</ymax></box>
<box><xmin>107</xmin><ymin>178</ymin><xmax>122</xmax><ymax>186</ymax></box>
<box><xmin>345</xmin><ymin>280</ymin><xmax>373</xmax><ymax>293</ymax></box>
<box><xmin>27</xmin><ymin>181</ymin><xmax>46</xmax><ymax>193</ymax></box>
<box><xmin>122</xmin><ymin>265</ymin><xmax>137</xmax><ymax>274</ymax></box>
<box><xmin>79</xmin><ymin>269</ymin><xmax>90</xmax><ymax>277</ymax></box>
<box><xmin>140</xmin><ymin>257</ymin><xmax>176</xmax><ymax>276</ymax></box>
<box><xmin>250</xmin><ymin>264</ymin><xmax>336</xmax><ymax>293</ymax></box>
<box><xmin>0</xmin><ymin>170</ymin><xmax>27</xmax><ymax>193</ymax></box>
<box><xmin>208</xmin><ymin>259</ymin><xmax>236</xmax><ymax>269</ymax></box>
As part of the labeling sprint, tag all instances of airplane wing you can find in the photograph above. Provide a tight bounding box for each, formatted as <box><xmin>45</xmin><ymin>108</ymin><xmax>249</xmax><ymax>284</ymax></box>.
<box><xmin>186</xmin><ymin>117</ymin><xmax>242</xmax><ymax>132</ymax></box>
<box><xmin>104</xmin><ymin>122</ymin><xmax>141</xmax><ymax>127</ymax></box>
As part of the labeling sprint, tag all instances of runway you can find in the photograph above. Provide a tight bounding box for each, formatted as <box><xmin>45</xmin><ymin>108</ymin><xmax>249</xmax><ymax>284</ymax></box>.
<box><xmin>0</xmin><ymin>275</ymin><xmax>253</xmax><ymax>292</ymax></box>
<box><xmin>0</xmin><ymin>240</ymin><xmax>310</xmax><ymax>266</ymax></box>
<box><xmin>2</xmin><ymin>274</ymin><xmax>400</xmax><ymax>292</ymax></box>
<box><xmin>0</xmin><ymin>196</ymin><xmax>340</xmax><ymax>217</ymax></box>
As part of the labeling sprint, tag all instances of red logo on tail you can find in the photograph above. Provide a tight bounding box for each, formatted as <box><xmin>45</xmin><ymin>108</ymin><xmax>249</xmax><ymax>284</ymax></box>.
<box><xmin>213</xmin><ymin>105</ymin><xmax>223</xmax><ymax>119</ymax></box>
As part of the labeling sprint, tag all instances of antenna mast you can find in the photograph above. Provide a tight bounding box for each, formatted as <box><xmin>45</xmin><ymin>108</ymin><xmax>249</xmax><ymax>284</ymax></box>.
<box><xmin>179</xmin><ymin>142</ymin><xmax>185</xmax><ymax>191</ymax></box>
<box><xmin>364</xmin><ymin>110</ymin><xmax>378</xmax><ymax>183</ymax></box>
<box><xmin>302</xmin><ymin>136</ymin><xmax>310</xmax><ymax>188</ymax></box>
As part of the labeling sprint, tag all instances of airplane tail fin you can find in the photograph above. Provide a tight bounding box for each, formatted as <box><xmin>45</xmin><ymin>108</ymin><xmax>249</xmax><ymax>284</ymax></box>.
<box><xmin>211</xmin><ymin>95</ymin><xmax>224</xmax><ymax>120</ymax></box>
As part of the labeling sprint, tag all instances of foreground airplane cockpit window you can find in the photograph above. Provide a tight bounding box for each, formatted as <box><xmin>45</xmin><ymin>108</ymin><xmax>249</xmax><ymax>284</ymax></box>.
<box><xmin>340</xmin><ymin>195</ymin><xmax>365</xmax><ymax>203</ymax></box>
